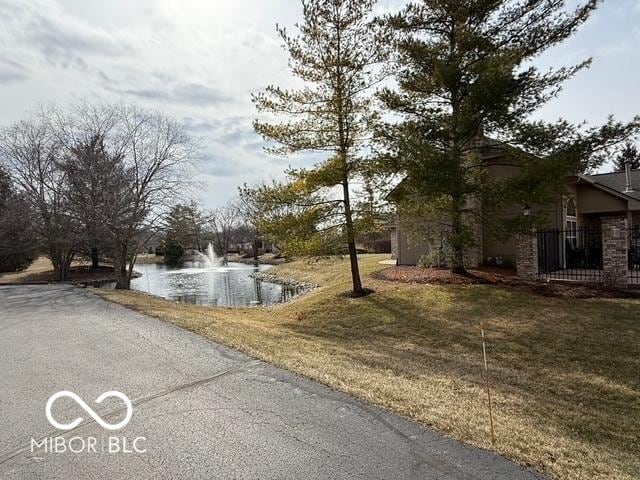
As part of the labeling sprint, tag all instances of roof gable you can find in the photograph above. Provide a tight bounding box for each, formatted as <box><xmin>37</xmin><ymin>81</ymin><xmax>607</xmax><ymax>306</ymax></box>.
<box><xmin>573</xmin><ymin>173</ymin><xmax>640</xmax><ymax>211</ymax></box>
<box><xmin>585</xmin><ymin>170</ymin><xmax>640</xmax><ymax>200</ymax></box>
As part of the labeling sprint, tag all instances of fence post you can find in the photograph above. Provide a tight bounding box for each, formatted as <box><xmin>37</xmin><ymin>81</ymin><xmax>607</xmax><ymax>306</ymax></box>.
<box><xmin>517</xmin><ymin>230</ymin><xmax>538</xmax><ymax>280</ymax></box>
<box><xmin>601</xmin><ymin>216</ymin><xmax>628</xmax><ymax>288</ymax></box>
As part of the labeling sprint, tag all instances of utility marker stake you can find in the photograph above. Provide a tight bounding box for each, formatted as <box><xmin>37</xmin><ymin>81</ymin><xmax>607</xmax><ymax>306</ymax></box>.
<box><xmin>481</xmin><ymin>322</ymin><xmax>496</xmax><ymax>445</ymax></box>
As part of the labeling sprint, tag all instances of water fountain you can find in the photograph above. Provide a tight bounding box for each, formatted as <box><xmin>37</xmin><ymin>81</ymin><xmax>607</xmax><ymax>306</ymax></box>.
<box><xmin>130</xmin><ymin>241</ymin><xmax>302</xmax><ymax>306</ymax></box>
<box><xmin>194</xmin><ymin>243</ymin><xmax>225</xmax><ymax>269</ymax></box>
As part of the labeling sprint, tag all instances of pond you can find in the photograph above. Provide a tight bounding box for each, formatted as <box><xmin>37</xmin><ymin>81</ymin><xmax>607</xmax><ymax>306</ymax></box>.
<box><xmin>130</xmin><ymin>262</ymin><xmax>304</xmax><ymax>307</ymax></box>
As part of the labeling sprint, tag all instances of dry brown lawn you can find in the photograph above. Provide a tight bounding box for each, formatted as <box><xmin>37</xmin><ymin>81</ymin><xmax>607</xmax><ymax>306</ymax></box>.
<box><xmin>95</xmin><ymin>254</ymin><xmax>640</xmax><ymax>480</ymax></box>
<box><xmin>0</xmin><ymin>256</ymin><xmax>142</xmax><ymax>284</ymax></box>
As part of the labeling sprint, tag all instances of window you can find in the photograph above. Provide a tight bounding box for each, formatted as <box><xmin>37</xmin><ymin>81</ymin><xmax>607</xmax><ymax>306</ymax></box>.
<box><xmin>565</xmin><ymin>199</ymin><xmax>577</xmax><ymax>248</ymax></box>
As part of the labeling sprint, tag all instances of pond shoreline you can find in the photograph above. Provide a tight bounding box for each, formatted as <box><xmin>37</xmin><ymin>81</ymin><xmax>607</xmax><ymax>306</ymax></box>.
<box><xmin>126</xmin><ymin>262</ymin><xmax>301</xmax><ymax>307</ymax></box>
<box><xmin>220</xmin><ymin>253</ymin><xmax>287</xmax><ymax>266</ymax></box>
<box><xmin>136</xmin><ymin>253</ymin><xmax>287</xmax><ymax>266</ymax></box>
<box><xmin>249</xmin><ymin>271</ymin><xmax>319</xmax><ymax>291</ymax></box>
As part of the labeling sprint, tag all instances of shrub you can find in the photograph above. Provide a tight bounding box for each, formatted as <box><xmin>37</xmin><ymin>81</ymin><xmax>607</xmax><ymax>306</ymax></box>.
<box><xmin>418</xmin><ymin>248</ymin><xmax>450</xmax><ymax>269</ymax></box>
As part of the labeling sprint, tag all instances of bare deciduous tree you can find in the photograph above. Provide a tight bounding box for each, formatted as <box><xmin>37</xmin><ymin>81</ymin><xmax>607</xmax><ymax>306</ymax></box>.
<box><xmin>208</xmin><ymin>203</ymin><xmax>239</xmax><ymax>261</ymax></box>
<box><xmin>0</xmin><ymin>115</ymin><xmax>78</xmax><ymax>281</ymax></box>
<box><xmin>59</xmin><ymin>104</ymin><xmax>196</xmax><ymax>289</ymax></box>
<box><xmin>236</xmin><ymin>186</ymin><xmax>263</xmax><ymax>260</ymax></box>
<box><xmin>0</xmin><ymin>104</ymin><xmax>196</xmax><ymax>289</ymax></box>
<box><xmin>107</xmin><ymin>105</ymin><xmax>196</xmax><ymax>289</ymax></box>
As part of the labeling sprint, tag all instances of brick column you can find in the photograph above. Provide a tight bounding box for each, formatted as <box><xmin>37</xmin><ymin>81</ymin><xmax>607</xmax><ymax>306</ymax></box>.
<box><xmin>601</xmin><ymin>216</ymin><xmax>628</xmax><ymax>288</ymax></box>
<box><xmin>517</xmin><ymin>231</ymin><xmax>538</xmax><ymax>280</ymax></box>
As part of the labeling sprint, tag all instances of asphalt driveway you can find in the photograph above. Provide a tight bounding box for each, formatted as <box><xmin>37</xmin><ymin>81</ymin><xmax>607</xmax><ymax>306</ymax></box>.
<box><xmin>0</xmin><ymin>285</ymin><xmax>545</xmax><ymax>479</ymax></box>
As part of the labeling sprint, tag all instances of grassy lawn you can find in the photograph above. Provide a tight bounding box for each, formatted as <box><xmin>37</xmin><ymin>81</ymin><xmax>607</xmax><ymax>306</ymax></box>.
<box><xmin>0</xmin><ymin>256</ymin><xmax>134</xmax><ymax>284</ymax></box>
<box><xmin>96</xmin><ymin>254</ymin><xmax>640</xmax><ymax>480</ymax></box>
<box><xmin>0</xmin><ymin>257</ymin><xmax>54</xmax><ymax>284</ymax></box>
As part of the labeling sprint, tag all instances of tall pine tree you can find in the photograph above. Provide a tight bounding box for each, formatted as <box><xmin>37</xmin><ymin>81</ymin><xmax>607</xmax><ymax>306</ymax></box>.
<box><xmin>253</xmin><ymin>0</ymin><xmax>387</xmax><ymax>296</ymax></box>
<box><xmin>613</xmin><ymin>141</ymin><xmax>640</xmax><ymax>172</ymax></box>
<box><xmin>380</xmin><ymin>0</ymin><xmax>639</xmax><ymax>273</ymax></box>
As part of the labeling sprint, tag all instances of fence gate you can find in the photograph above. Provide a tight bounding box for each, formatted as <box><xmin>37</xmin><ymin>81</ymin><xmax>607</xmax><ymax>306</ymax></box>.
<box><xmin>537</xmin><ymin>227</ymin><xmax>603</xmax><ymax>282</ymax></box>
<box><xmin>537</xmin><ymin>229</ymin><xmax>561</xmax><ymax>273</ymax></box>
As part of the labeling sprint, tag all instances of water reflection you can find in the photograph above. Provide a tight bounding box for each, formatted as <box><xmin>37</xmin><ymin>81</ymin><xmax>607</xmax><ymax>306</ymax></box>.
<box><xmin>130</xmin><ymin>262</ymin><xmax>304</xmax><ymax>307</ymax></box>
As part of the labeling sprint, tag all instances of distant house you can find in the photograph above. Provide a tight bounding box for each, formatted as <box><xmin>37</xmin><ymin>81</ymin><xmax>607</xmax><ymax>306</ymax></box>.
<box><xmin>390</xmin><ymin>141</ymin><xmax>640</xmax><ymax>284</ymax></box>
<box><xmin>228</xmin><ymin>238</ymin><xmax>281</xmax><ymax>256</ymax></box>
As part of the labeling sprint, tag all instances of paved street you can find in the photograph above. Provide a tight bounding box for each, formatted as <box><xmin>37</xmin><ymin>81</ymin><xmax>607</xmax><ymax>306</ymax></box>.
<box><xmin>0</xmin><ymin>285</ymin><xmax>544</xmax><ymax>479</ymax></box>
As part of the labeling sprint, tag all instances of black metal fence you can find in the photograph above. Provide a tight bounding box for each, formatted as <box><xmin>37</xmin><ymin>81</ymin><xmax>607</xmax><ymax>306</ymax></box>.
<box><xmin>629</xmin><ymin>226</ymin><xmax>640</xmax><ymax>284</ymax></box>
<box><xmin>537</xmin><ymin>227</ymin><xmax>603</xmax><ymax>281</ymax></box>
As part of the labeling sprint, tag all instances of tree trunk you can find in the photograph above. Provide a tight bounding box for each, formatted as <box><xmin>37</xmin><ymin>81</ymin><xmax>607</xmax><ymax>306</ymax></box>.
<box><xmin>51</xmin><ymin>256</ymin><xmax>63</xmax><ymax>282</ymax></box>
<box><xmin>114</xmin><ymin>241</ymin><xmax>131</xmax><ymax>290</ymax></box>
<box><xmin>126</xmin><ymin>254</ymin><xmax>138</xmax><ymax>288</ymax></box>
<box><xmin>347</xmin><ymin>238</ymin><xmax>363</xmax><ymax>294</ymax></box>
<box><xmin>91</xmin><ymin>246</ymin><xmax>99</xmax><ymax>270</ymax></box>
<box><xmin>450</xmin><ymin>201</ymin><xmax>466</xmax><ymax>275</ymax></box>
<box><xmin>114</xmin><ymin>265</ymin><xmax>130</xmax><ymax>289</ymax></box>
<box><xmin>342</xmin><ymin>179</ymin><xmax>364</xmax><ymax>296</ymax></box>
<box><xmin>50</xmin><ymin>245</ymin><xmax>73</xmax><ymax>282</ymax></box>
<box><xmin>451</xmin><ymin>247</ymin><xmax>465</xmax><ymax>274</ymax></box>
<box><xmin>252</xmin><ymin>237</ymin><xmax>259</xmax><ymax>261</ymax></box>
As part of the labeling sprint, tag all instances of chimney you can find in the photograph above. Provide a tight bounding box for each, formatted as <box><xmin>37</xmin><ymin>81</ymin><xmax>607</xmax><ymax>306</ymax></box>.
<box><xmin>625</xmin><ymin>158</ymin><xmax>634</xmax><ymax>193</ymax></box>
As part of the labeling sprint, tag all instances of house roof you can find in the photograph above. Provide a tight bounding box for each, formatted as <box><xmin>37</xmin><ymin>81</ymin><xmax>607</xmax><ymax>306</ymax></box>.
<box><xmin>584</xmin><ymin>170</ymin><xmax>640</xmax><ymax>201</ymax></box>
<box><xmin>387</xmin><ymin>135</ymin><xmax>640</xmax><ymax>211</ymax></box>
<box><xmin>570</xmin><ymin>172</ymin><xmax>640</xmax><ymax>212</ymax></box>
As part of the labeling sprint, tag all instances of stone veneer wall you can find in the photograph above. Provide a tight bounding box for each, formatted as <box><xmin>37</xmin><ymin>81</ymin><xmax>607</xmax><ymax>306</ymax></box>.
<box><xmin>601</xmin><ymin>215</ymin><xmax>628</xmax><ymax>287</ymax></box>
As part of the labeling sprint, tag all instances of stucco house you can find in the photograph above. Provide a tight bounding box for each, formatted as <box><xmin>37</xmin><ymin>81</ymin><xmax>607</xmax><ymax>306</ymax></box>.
<box><xmin>390</xmin><ymin>142</ymin><xmax>640</xmax><ymax>284</ymax></box>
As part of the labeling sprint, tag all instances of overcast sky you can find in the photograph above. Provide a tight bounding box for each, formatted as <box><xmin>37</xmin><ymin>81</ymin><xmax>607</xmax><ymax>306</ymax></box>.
<box><xmin>0</xmin><ymin>0</ymin><xmax>638</xmax><ymax>207</ymax></box>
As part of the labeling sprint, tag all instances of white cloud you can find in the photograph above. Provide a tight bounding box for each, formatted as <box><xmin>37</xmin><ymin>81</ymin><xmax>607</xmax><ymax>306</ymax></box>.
<box><xmin>0</xmin><ymin>0</ymin><xmax>638</xmax><ymax>204</ymax></box>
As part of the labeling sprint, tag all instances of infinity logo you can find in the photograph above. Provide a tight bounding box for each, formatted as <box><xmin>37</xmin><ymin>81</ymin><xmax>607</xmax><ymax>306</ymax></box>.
<box><xmin>45</xmin><ymin>391</ymin><xmax>133</xmax><ymax>431</ymax></box>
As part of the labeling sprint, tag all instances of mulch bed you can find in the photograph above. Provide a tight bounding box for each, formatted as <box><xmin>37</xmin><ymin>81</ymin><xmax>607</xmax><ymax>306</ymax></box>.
<box><xmin>373</xmin><ymin>266</ymin><xmax>640</xmax><ymax>299</ymax></box>
<box><xmin>374</xmin><ymin>266</ymin><xmax>516</xmax><ymax>285</ymax></box>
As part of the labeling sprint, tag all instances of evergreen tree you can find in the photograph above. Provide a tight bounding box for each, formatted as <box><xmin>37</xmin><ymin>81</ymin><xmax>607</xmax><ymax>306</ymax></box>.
<box><xmin>253</xmin><ymin>0</ymin><xmax>387</xmax><ymax>296</ymax></box>
<box><xmin>0</xmin><ymin>167</ymin><xmax>38</xmax><ymax>272</ymax></box>
<box><xmin>61</xmin><ymin>134</ymin><xmax>123</xmax><ymax>270</ymax></box>
<box><xmin>162</xmin><ymin>202</ymin><xmax>208</xmax><ymax>267</ymax></box>
<box><xmin>163</xmin><ymin>242</ymin><xmax>186</xmax><ymax>268</ymax></box>
<box><xmin>380</xmin><ymin>0</ymin><xmax>640</xmax><ymax>273</ymax></box>
<box><xmin>238</xmin><ymin>180</ymin><xmax>345</xmax><ymax>258</ymax></box>
<box><xmin>163</xmin><ymin>203</ymin><xmax>207</xmax><ymax>252</ymax></box>
<box><xmin>613</xmin><ymin>141</ymin><xmax>640</xmax><ymax>172</ymax></box>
